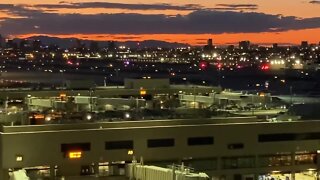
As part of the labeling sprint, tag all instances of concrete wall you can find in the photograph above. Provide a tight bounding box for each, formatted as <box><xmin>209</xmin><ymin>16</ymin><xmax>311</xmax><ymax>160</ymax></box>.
<box><xmin>1</xmin><ymin>120</ymin><xmax>320</xmax><ymax>179</ymax></box>
<box><xmin>124</xmin><ymin>79</ymin><xmax>170</xmax><ymax>89</ymax></box>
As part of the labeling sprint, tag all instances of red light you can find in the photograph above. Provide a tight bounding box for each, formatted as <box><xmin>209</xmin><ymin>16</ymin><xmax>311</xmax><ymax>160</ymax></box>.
<box><xmin>217</xmin><ymin>63</ymin><xmax>222</xmax><ymax>69</ymax></box>
<box><xmin>67</xmin><ymin>61</ymin><xmax>73</xmax><ymax>65</ymax></box>
<box><xmin>261</xmin><ymin>65</ymin><xmax>270</xmax><ymax>70</ymax></box>
<box><xmin>199</xmin><ymin>61</ymin><xmax>208</xmax><ymax>70</ymax></box>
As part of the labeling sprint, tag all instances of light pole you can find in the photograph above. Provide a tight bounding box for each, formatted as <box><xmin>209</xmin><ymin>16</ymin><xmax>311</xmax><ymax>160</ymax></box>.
<box><xmin>290</xmin><ymin>86</ymin><xmax>293</xmax><ymax>105</ymax></box>
<box><xmin>193</xmin><ymin>86</ymin><xmax>196</xmax><ymax>109</ymax></box>
<box><xmin>89</xmin><ymin>88</ymin><xmax>93</xmax><ymax>113</ymax></box>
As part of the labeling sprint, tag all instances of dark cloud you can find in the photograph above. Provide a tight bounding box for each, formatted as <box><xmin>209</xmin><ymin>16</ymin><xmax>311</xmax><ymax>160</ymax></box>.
<box><xmin>0</xmin><ymin>5</ymin><xmax>319</xmax><ymax>35</ymax></box>
<box><xmin>215</xmin><ymin>4</ymin><xmax>258</xmax><ymax>11</ymax></box>
<box><xmin>309</xmin><ymin>0</ymin><xmax>320</xmax><ymax>4</ymax></box>
<box><xmin>33</xmin><ymin>2</ymin><xmax>204</xmax><ymax>11</ymax></box>
<box><xmin>0</xmin><ymin>4</ymin><xmax>43</xmax><ymax>17</ymax></box>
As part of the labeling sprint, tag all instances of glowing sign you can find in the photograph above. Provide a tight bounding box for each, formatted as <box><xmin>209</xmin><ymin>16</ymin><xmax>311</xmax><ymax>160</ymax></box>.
<box><xmin>69</xmin><ymin>151</ymin><xmax>82</xmax><ymax>159</ymax></box>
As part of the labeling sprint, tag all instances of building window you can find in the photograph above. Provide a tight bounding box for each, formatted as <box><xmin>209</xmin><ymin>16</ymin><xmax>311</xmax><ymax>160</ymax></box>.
<box><xmin>182</xmin><ymin>158</ymin><xmax>218</xmax><ymax>171</ymax></box>
<box><xmin>258</xmin><ymin>154</ymin><xmax>292</xmax><ymax>167</ymax></box>
<box><xmin>228</xmin><ymin>143</ymin><xmax>244</xmax><ymax>150</ymax></box>
<box><xmin>188</xmin><ymin>137</ymin><xmax>214</xmax><ymax>146</ymax></box>
<box><xmin>258</xmin><ymin>133</ymin><xmax>295</xmax><ymax>142</ymax></box>
<box><xmin>147</xmin><ymin>138</ymin><xmax>174</xmax><ymax>148</ymax></box>
<box><xmin>105</xmin><ymin>140</ymin><xmax>133</xmax><ymax>150</ymax></box>
<box><xmin>258</xmin><ymin>132</ymin><xmax>320</xmax><ymax>142</ymax></box>
<box><xmin>295</xmin><ymin>152</ymin><xmax>317</xmax><ymax>165</ymax></box>
<box><xmin>61</xmin><ymin>143</ymin><xmax>90</xmax><ymax>159</ymax></box>
<box><xmin>61</xmin><ymin>143</ymin><xmax>91</xmax><ymax>152</ymax></box>
<box><xmin>221</xmin><ymin>156</ymin><xmax>255</xmax><ymax>169</ymax></box>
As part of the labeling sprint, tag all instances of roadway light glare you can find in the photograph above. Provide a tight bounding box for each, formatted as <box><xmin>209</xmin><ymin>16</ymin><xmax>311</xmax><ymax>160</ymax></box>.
<box><xmin>86</xmin><ymin>114</ymin><xmax>92</xmax><ymax>120</ymax></box>
<box><xmin>45</xmin><ymin>116</ymin><xmax>52</xmax><ymax>121</ymax></box>
<box><xmin>125</xmin><ymin>112</ymin><xmax>131</xmax><ymax>119</ymax></box>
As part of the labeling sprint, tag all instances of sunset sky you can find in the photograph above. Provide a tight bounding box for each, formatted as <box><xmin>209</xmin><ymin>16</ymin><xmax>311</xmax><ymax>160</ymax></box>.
<box><xmin>0</xmin><ymin>0</ymin><xmax>320</xmax><ymax>45</ymax></box>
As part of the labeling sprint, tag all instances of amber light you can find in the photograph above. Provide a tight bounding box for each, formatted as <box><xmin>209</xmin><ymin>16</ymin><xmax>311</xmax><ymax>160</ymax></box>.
<box><xmin>140</xmin><ymin>90</ymin><xmax>147</xmax><ymax>96</ymax></box>
<box><xmin>68</xmin><ymin>151</ymin><xmax>82</xmax><ymax>159</ymax></box>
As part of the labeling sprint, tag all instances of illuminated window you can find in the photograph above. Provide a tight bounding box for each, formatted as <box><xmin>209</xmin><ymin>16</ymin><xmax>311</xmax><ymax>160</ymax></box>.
<box><xmin>69</xmin><ymin>151</ymin><xmax>82</xmax><ymax>159</ymax></box>
<box><xmin>16</xmin><ymin>155</ymin><xmax>23</xmax><ymax>162</ymax></box>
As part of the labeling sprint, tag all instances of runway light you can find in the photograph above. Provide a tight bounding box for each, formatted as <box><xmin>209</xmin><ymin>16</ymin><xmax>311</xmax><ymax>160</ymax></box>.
<box><xmin>69</xmin><ymin>151</ymin><xmax>82</xmax><ymax>159</ymax></box>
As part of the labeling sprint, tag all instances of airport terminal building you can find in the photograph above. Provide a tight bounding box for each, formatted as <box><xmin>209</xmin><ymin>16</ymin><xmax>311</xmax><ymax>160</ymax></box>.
<box><xmin>1</xmin><ymin>118</ymin><xmax>320</xmax><ymax>180</ymax></box>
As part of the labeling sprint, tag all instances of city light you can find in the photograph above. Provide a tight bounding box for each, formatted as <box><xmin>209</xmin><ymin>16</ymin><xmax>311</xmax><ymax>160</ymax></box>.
<box><xmin>16</xmin><ymin>155</ymin><xmax>23</xmax><ymax>162</ymax></box>
<box><xmin>68</xmin><ymin>151</ymin><xmax>82</xmax><ymax>159</ymax></box>
<box><xmin>86</xmin><ymin>114</ymin><xmax>92</xmax><ymax>120</ymax></box>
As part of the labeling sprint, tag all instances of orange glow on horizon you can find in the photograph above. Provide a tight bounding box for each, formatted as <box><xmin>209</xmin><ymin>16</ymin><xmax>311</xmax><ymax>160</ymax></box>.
<box><xmin>16</xmin><ymin>28</ymin><xmax>320</xmax><ymax>46</ymax></box>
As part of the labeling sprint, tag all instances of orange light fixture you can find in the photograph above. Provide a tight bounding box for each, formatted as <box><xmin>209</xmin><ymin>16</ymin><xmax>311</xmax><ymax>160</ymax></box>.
<box><xmin>68</xmin><ymin>151</ymin><xmax>82</xmax><ymax>159</ymax></box>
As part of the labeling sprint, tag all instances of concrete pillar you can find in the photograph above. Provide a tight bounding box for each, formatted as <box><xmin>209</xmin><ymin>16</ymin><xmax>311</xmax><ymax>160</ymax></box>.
<box><xmin>172</xmin><ymin>164</ymin><xmax>176</xmax><ymax>180</ymax></box>
<box><xmin>216</xmin><ymin>157</ymin><xmax>221</xmax><ymax>171</ymax></box>
<box><xmin>291</xmin><ymin>171</ymin><xmax>295</xmax><ymax>180</ymax></box>
<box><xmin>291</xmin><ymin>152</ymin><xmax>296</xmax><ymax>180</ymax></box>
<box><xmin>93</xmin><ymin>163</ymin><xmax>99</xmax><ymax>177</ymax></box>
<box><xmin>254</xmin><ymin>155</ymin><xmax>261</xmax><ymax>179</ymax></box>
<box><xmin>291</xmin><ymin>151</ymin><xmax>295</xmax><ymax>166</ymax></box>
<box><xmin>50</xmin><ymin>165</ymin><xmax>56</xmax><ymax>179</ymax></box>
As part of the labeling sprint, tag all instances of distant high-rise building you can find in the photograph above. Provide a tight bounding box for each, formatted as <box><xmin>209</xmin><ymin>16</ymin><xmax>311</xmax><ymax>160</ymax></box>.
<box><xmin>0</xmin><ymin>34</ymin><xmax>3</xmax><ymax>48</ymax></box>
<box><xmin>108</xmin><ymin>41</ymin><xmax>116</xmax><ymax>51</ymax></box>
<box><xmin>207</xmin><ymin>39</ymin><xmax>213</xmax><ymax>47</ymax></box>
<box><xmin>272</xmin><ymin>43</ymin><xmax>278</xmax><ymax>49</ymax></box>
<box><xmin>227</xmin><ymin>45</ymin><xmax>235</xmax><ymax>51</ymax></box>
<box><xmin>204</xmin><ymin>38</ymin><xmax>214</xmax><ymax>52</ymax></box>
<box><xmin>301</xmin><ymin>41</ymin><xmax>309</xmax><ymax>48</ymax></box>
<box><xmin>239</xmin><ymin>41</ymin><xmax>250</xmax><ymax>50</ymax></box>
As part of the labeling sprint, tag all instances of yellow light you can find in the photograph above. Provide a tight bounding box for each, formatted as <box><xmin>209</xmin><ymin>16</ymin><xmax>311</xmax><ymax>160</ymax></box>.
<box><xmin>259</xmin><ymin>93</ymin><xmax>265</xmax><ymax>97</ymax></box>
<box><xmin>69</xmin><ymin>151</ymin><xmax>82</xmax><ymax>159</ymax></box>
<box><xmin>16</xmin><ymin>155</ymin><xmax>23</xmax><ymax>162</ymax></box>
<box><xmin>271</xmin><ymin>170</ymin><xmax>280</xmax><ymax>174</ymax></box>
<box><xmin>140</xmin><ymin>90</ymin><xmax>147</xmax><ymax>96</ymax></box>
<box><xmin>127</xmin><ymin>150</ymin><xmax>134</xmax><ymax>155</ymax></box>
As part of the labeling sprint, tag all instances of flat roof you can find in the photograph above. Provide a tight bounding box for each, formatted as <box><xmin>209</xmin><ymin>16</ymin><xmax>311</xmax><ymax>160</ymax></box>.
<box><xmin>1</xmin><ymin>117</ymin><xmax>261</xmax><ymax>133</ymax></box>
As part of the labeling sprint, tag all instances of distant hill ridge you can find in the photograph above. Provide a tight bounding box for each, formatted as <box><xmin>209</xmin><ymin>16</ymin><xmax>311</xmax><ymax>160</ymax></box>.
<box><xmin>13</xmin><ymin>35</ymin><xmax>189</xmax><ymax>49</ymax></box>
